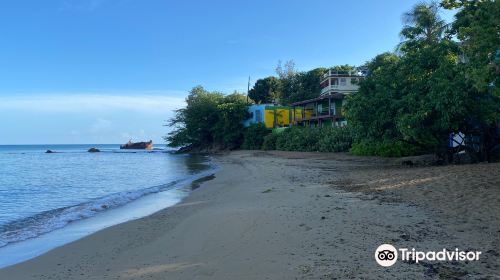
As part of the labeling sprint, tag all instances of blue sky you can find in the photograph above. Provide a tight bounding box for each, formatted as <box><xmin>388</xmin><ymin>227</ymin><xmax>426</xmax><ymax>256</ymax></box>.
<box><xmin>0</xmin><ymin>0</ymin><xmax>455</xmax><ymax>144</ymax></box>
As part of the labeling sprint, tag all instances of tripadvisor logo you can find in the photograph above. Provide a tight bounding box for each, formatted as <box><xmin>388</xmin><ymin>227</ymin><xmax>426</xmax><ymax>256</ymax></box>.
<box><xmin>375</xmin><ymin>244</ymin><xmax>398</xmax><ymax>267</ymax></box>
<box><xmin>375</xmin><ymin>244</ymin><xmax>481</xmax><ymax>267</ymax></box>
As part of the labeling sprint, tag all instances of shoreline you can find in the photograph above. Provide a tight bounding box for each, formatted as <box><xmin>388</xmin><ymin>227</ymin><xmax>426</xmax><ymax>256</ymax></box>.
<box><xmin>0</xmin><ymin>161</ymin><xmax>218</xmax><ymax>269</ymax></box>
<box><xmin>1</xmin><ymin>151</ymin><xmax>498</xmax><ymax>279</ymax></box>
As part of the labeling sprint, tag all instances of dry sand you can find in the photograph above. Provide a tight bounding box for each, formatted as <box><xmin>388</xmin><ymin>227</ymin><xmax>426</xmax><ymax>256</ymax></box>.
<box><xmin>0</xmin><ymin>150</ymin><xmax>498</xmax><ymax>279</ymax></box>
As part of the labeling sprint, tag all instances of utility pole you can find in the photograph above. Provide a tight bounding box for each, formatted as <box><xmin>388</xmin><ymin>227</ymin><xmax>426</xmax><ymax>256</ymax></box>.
<box><xmin>246</xmin><ymin>76</ymin><xmax>251</xmax><ymax>104</ymax></box>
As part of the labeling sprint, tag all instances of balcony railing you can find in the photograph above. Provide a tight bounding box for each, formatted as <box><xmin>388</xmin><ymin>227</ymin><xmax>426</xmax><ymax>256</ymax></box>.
<box><xmin>321</xmin><ymin>85</ymin><xmax>334</xmax><ymax>94</ymax></box>
<box><xmin>322</xmin><ymin>70</ymin><xmax>364</xmax><ymax>79</ymax></box>
<box><xmin>321</xmin><ymin>84</ymin><xmax>360</xmax><ymax>95</ymax></box>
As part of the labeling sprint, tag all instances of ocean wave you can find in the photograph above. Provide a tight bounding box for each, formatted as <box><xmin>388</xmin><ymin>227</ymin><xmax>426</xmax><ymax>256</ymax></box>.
<box><xmin>0</xmin><ymin>167</ymin><xmax>217</xmax><ymax>248</ymax></box>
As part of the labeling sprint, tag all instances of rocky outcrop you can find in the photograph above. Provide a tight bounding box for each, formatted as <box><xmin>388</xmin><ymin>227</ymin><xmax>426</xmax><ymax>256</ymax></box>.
<box><xmin>88</xmin><ymin>148</ymin><xmax>100</xmax><ymax>153</ymax></box>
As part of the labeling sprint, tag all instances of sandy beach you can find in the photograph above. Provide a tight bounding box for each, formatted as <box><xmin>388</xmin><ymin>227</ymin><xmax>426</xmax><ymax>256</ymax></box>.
<box><xmin>1</xmin><ymin>151</ymin><xmax>499</xmax><ymax>279</ymax></box>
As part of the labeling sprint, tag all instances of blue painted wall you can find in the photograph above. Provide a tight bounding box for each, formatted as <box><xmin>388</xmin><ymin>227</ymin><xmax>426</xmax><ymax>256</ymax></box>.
<box><xmin>243</xmin><ymin>104</ymin><xmax>268</xmax><ymax>127</ymax></box>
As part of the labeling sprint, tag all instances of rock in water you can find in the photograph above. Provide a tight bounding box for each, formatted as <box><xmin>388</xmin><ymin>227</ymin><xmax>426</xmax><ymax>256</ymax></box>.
<box><xmin>88</xmin><ymin>148</ymin><xmax>100</xmax><ymax>153</ymax></box>
<box><xmin>45</xmin><ymin>150</ymin><xmax>55</xmax><ymax>153</ymax></box>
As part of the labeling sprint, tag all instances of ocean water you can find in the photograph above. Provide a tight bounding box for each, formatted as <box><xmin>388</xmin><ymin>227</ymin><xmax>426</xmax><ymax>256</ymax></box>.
<box><xmin>0</xmin><ymin>144</ymin><xmax>214</xmax><ymax>266</ymax></box>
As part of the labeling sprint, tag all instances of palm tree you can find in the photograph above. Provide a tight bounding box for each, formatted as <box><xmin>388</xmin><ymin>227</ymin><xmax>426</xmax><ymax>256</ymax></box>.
<box><xmin>399</xmin><ymin>2</ymin><xmax>449</xmax><ymax>48</ymax></box>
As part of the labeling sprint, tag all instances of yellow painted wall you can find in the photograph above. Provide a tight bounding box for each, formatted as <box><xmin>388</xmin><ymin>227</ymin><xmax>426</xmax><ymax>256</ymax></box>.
<box><xmin>304</xmin><ymin>108</ymin><xmax>314</xmax><ymax>119</ymax></box>
<box><xmin>264</xmin><ymin>107</ymin><xmax>292</xmax><ymax>128</ymax></box>
<box><xmin>293</xmin><ymin>108</ymin><xmax>303</xmax><ymax>122</ymax></box>
<box><xmin>264</xmin><ymin>109</ymin><xmax>275</xmax><ymax>128</ymax></box>
<box><xmin>276</xmin><ymin>109</ymin><xmax>290</xmax><ymax>126</ymax></box>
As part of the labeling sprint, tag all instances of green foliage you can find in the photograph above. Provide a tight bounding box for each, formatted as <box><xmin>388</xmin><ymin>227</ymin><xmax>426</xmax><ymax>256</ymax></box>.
<box><xmin>264</xmin><ymin>126</ymin><xmax>353</xmax><ymax>152</ymax></box>
<box><xmin>276</xmin><ymin>61</ymin><xmax>331</xmax><ymax>104</ymax></box>
<box><xmin>166</xmin><ymin>86</ymin><xmax>223</xmax><ymax>148</ymax></box>
<box><xmin>283</xmin><ymin>68</ymin><xmax>328</xmax><ymax>104</ymax></box>
<box><xmin>275</xmin><ymin>126</ymin><xmax>320</xmax><ymax>151</ymax></box>
<box><xmin>330</xmin><ymin>65</ymin><xmax>356</xmax><ymax>72</ymax></box>
<box><xmin>318</xmin><ymin>126</ymin><xmax>354</xmax><ymax>152</ymax></box>
<box><xmin>167</xmin><ymin>1</ymin><xmax>499</xmax><ymax>158</ymax></box>
<box><xmin>345</xmin><ymin>53</ymin><xmax>402</xmax><ymax>143</ymax></box>
<box><xmin>399</xmin><ymin>1</ymin><xmax>448</xmax><ymax>47</ymax></box>
<box><xmin>346</xmin><ymin>2</ymin><xmax>499</xmax><ymax>157</ymax></box>
<box><xmin>166</xmin><ymin>86</ymin><xmax>249</xmax><ymax>149</ymax></box>
<box><xmin>213</xmin><ymin>101</ymin><xmax>249</xmax><ymax>149</ymax></box>
<box><xmin>443</xmin><ymin>0</ymin><xmax>500</xmax><ymax>97</ymax></box>
<box><xmin>348</xmin><ymin>42</ymin><xmax>470</xmax><ymax>155</ymax></box>
<box><xmin>248</xmin><ymin>77</ymin><xmax>282</xmax><ymax>104</ymax></box>
<box><xmin>397</xmin><ymin>41</ymin><xmax>470</xmax><ymax>153</ymax></box>
<box><xmin>440</xmin><ymin>0</ymin><xmax>465</xmax><ymax>9</ymax></box>
<box><xmin>242</xmin><ymin>123</ymin><xmax>270</xmax><ymax>150</ymax></box>
<box><xmin>248</xmin><ymin>60</ymin><xmax>344</xmax><ymax>105</ymax></box>
<box><xmin>262</xmin><ymin>132</ymin><xmax>279</xmax><ymax>150</ymax></box>
<box><xmin>351</xmin><ymin>140</ymin><xmax>420</xmax><ymax>157</ymax></box>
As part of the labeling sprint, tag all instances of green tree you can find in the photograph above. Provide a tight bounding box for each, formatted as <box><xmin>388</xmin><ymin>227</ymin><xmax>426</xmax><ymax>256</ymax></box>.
<box><xmin>166</xmin><ymin>86</ymin><xmax>223</xmax><ymax>148</ymax></box>
<box><xmin>347</xmin><ymin>3</ymin><xmax>474</xmax><ymax>156</ymax></box>
<box><xmin>275</xmin><ymin>60</ymin><xmax>330</xmax><ymax>104</ymax></box>
<box><xmin>330</xmin><ymin>65</ymin><xmax>356</xmax><ymax>72</ymax></box>
<box><xmin>166</xmin><ymin>86</ymin><xmax>249</xmax><ymax>150</ymax></box>
<box><xmin>248</xmin><ymin>76</ymin><xmax>282</xmax><ymax>104</ymax></box>
<box><xmin>395</xmin><ymin>40</ymin><xmax>469</xmax><ymax>153</ymax></box>
<box><xmin>398</xmin><ymin>1</ymin><xmax>449</xmax><ymax>53</ymax></box>
<box><xmin>442</xmin><ymin>0</ymin><xmax>500</xmax><ymax>97</ymax></box>
<box><xmin>345</xmin><ymin>53</ymin><xmax>402</xmax><ymax>144</ymax></box>
<box><xmin>225</xmin><ymin>91</ymin><xmax>249</xmax><ymax>103</ymax></box>
<box><xmin>213</xmin><ymin>98</ymin><xmax>249</xmax><ymax>149</ymax></box>
<box><xmin>285</xmin><ymin>68</ymin><xmax>328</xmax><ymax>104</ymax></box>
<box><xmin>276</xmin><ymin>60</ymin><xmax>298</xmax><ymax>104</ymax></box>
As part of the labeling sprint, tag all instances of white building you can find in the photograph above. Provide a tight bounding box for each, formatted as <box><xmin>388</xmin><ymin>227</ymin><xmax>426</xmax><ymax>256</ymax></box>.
<box><xmin>319</xmin><ymin>68</ymin><xmax>366</xmax><ymax>96</ymax></box>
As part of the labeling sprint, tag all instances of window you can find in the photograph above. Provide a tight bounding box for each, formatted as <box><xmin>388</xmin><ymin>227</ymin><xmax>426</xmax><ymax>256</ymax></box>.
<box><xmin>340</xmin><ymin>78</ymin><xmax>346</xmax><ymax>86</ymax></box>
<box><xmin>330</xmin><ymin>103</ymin><xmax>336</xmax><ymax>115</ymax></box>
<box><xmin>351</xmin><ymin>78</ymin><xmax>358</xmax><ymax>84</ymax></box>
<box><xmin>330</xmin><ymin>78</ymin><xmax>338</xmax><ymax>85</ymax></box>
<box><xmin>255</xmin><ymin>110</ymin><xmax>262</xmax><ymax>122</ymax></box>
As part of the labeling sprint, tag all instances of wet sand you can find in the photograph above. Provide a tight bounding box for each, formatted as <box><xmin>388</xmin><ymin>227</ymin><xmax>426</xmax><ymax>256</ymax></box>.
<box><xmin>0</xmin><ymin>151</ymin><xmax>498</xmax><ymax>279</ymax></box>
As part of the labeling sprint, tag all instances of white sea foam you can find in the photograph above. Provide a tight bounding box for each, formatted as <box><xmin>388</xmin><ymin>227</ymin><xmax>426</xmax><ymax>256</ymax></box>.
<box><xmin>0</xmin><ymin>166</ymin><xmax>217</xmax><ymax>248</ymax></box>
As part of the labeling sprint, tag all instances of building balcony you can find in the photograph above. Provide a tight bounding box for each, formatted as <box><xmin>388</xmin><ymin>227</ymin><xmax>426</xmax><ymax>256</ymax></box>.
<box><xmin>320</xmin><ymin>84</ymin><xmax>359</xmax><ymax>95</ymax></box>
<box><xmin>321</xmin><ymin>85</ymin><xmax>338</xmax><ymax>94</ymax></box>
<box><xmin>322</xmin><ymin>68</ymin><xmax>368</xmax><ymax>79</ymax></box>
<box><xmin>290</xmin><ymin>93</ymin><xmax>345</xmax><ymax>125</ymax></box>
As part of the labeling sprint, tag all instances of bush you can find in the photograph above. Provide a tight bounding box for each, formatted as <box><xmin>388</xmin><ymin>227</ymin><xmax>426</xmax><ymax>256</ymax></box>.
<box><xmin>350</xmin><ymin>140</ymin><xmax>419</xmax><ymax>157</ymax></box>
<box><xmin>242</xmin><ymin>123</ymin><xmax>270</xmax><ymax>150</ymax></box>
<box><xmin>318</xmin><ymin>126</ymin><xmax>353</xmax><ymax>152</ymax></box>
<box><xmin>275</xmin><ymin>126</ymin><xmax>319</xmax><ymax>151</ymax></box>
<box><xmin>264</xmin><ymin>126</ymin><xmax>353</xmax><ymax>152</ymax></box>
<box><xmin>262</xmin><ymin>132</ymin><xmax>278</xmax><ymax>150</ymax></box>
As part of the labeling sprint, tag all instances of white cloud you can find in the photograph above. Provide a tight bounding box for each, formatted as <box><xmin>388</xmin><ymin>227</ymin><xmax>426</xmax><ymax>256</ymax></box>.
<box><xmin>0</xmin><ymin>92</ymin><xmax>187</xmax><ymax>144</ymax></box>
<box><xmin>0</xmin><ymin>94</ymin><xmax>186</xmax><ymax>114</ymax></box>
<box><xmin>89</xmin><ymin>118</ymin><xmax>112</xmax><ymax>133</ymax></box>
